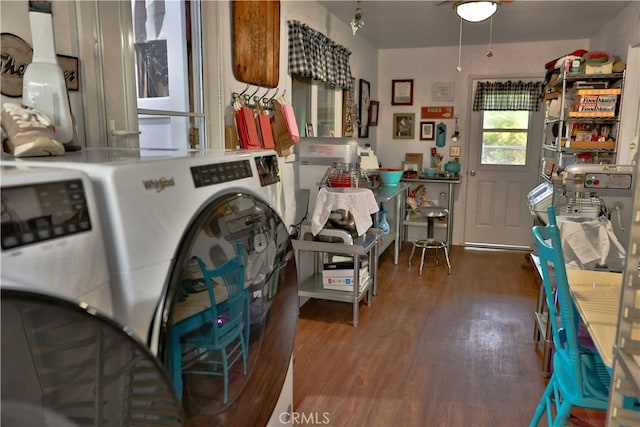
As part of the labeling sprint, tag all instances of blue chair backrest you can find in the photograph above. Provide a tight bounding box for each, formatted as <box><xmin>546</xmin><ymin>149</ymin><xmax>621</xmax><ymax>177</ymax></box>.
<box><xmin>196</xmin><ymin>241</ymin><xmax>246</xmax><ymax>346</ymax></box>
<box><xmin>532</xmin><ymin>206</ymin><xmax>584</xmax><ymax>395</ymax></box>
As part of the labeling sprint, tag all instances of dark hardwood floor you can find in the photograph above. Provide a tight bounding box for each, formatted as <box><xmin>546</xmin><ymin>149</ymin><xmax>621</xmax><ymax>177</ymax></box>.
<box><xmin>292</xmin><ymin>244</ymin><xmax>607</xmax><ymax>426</ymax></box>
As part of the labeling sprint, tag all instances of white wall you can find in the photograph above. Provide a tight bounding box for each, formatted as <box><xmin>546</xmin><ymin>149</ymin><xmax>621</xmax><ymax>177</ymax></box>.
<box><xmin>590</xmin><ymin>1</ymin><xmax>639</xmax><ymax>60</ymax></box>
<box><xmin>590</xmin><ymin>1</ymin><xmax>640</xmax><ymax>164</ymax></box>
<box><xmin>0</xmin><ymin>1</ymin><xmax>86</xmax><ymax>144</ymax></box>
<box><xmin>376</xmin><ymin>38</ymin><xmax>590</xmax><ymax>245</ymax></box>
<box><xmin>216</xmin><ymin>1</ymin><xmax>379</xmax><ymax>231</ymax></box>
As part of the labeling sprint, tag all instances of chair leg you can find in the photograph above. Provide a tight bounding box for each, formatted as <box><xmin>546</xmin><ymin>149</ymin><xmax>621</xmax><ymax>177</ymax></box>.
<box><xmin>419</xmin><ymin>247</ymin><xmax>426</xmax><ymax>277</ymax></box>
<box><xmin>443</xmin><ymin>245</ymin><xmax>451</xmax><ymax>275</ymax></box>
<box><xmin>409</xmin><ymin>244</ymin><xmax>416</xmax><ymax>267</ymax></box>
<box><xmin>530</xmin><ymin>376</ymin><xmax>555</xmax><ymax>427</ymax></box>
<box><xmin>222</xmin><ymin>347</ymin><xmax>229</xmax><ymax>405</ymax></box>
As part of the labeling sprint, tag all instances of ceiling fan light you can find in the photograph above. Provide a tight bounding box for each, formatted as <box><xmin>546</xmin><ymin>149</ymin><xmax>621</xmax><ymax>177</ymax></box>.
<box><xmin>455</xmin><ymin>1</ymin><xmax>499</xmax><ymax>23</ymax></box>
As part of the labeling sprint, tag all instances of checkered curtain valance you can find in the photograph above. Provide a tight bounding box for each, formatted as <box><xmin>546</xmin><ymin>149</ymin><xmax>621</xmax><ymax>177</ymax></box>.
<box><xmin>288</xmin><ymin>20</ymin><xmax>353</xmax><ymax>89</ymax></box>
<box><xmin>473</xmin><ymin>81</ymin><xmax>543</xmax><ymax>111</ymax></box>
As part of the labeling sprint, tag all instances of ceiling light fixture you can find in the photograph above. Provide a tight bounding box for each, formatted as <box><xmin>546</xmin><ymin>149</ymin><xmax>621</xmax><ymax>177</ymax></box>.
<box><xmin>486</xmin><ymin>16</ymin><xmax>494</xmax><ymax>57</ymax></box>
<box><xmin>350</xmin><ymin>0</ymin><xmax>364</xmax><ymax>35</ymax></box>
<box><xmin>454</xmin><ymin>1</ymin><xmax>499</xmax><ymax>23</ymax></box>
<box><xmin>456</xmin><ymin>17</ymin><xmax>463</xmax><ymax>72</ymax></box>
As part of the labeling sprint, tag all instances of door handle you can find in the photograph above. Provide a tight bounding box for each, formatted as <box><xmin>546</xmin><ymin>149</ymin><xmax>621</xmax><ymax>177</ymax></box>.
<box><xmin>111</xmin><ymin>129</ymin><xmax>141</xmax><ymax>136</ymax></box>
<box><xmin>470</xmin><ymin>169</ymin><xmax>476</xmax><ymax>176</ymax></box>
<box><xmin>109</xmin><ymin>120</ymin><xmax>141</xmax><ymax>137</ymax></box>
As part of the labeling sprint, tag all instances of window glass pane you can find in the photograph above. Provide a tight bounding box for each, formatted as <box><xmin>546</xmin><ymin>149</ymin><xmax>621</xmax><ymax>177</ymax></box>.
<box><xmin>292</xmin><ymin>76</ymin><xmax>311</xmax><ymax>132</ymax></box>
<box><xmin>317</xmin><ymin>81</ymin><xmax>335</xmax><ymax>137</ymax></box>
<box><xmin>136</xmin><ymin>115</ymin><xmax>204</xmax><ymax>150</ymax></box>
<box><xmin>481</xmin><ymin>131</ymin><xmax>528</xmax><ymax>165</ymax></box>
<box><xmin>483</xmin><ymin>111</ymin><xmax>529</xmax><ymax>129</ymax></box>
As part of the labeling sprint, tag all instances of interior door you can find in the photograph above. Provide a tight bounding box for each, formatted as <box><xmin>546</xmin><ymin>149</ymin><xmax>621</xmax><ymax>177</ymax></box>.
<box><xmin>464</xmin><ymin>85</ymin><xmax>542</xmax><ymax>249</ymax></box>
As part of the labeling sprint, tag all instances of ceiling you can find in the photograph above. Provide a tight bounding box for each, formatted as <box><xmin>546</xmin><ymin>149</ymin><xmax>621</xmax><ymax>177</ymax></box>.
<box><xmin>318</xmin><ymin>1</ymin><xmax>633</xmax><ymax>49</ymax></box>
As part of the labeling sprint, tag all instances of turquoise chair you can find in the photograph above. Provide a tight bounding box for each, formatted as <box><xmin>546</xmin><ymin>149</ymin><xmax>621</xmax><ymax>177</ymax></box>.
<box><xmin>530</xmin><ymin>206</ymin><xmax>610</xmax><ymax>426</ymax></box>
<box><xmin>173</xmin><ymin>244</ymin><xmax>248</xmax><ymax>404</ymax></box>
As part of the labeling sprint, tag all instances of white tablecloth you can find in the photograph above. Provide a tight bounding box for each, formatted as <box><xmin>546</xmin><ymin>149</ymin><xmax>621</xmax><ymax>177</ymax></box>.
<box><xmin>311</xmin><ymin>187</ymin><xmax>379</xmax><ymax>236</ymax></box>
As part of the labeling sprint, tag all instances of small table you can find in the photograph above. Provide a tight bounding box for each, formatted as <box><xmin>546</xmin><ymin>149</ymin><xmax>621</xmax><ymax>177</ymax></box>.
<box><xmin>566</xmin><ymin>269</ymin><xmax>623</xmax><ymax>368</ymax></box>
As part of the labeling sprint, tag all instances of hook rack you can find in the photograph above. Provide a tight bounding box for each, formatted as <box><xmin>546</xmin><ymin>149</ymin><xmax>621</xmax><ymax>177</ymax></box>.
<box><xmin>230</xmin><ymin>85</ymin><xmax>284</xmax><ymax>111</ymax></box>
<box><xmin>244</xmin><ymin>86</ymin><xmax>260</xmax><ymax>105</ymax></box>
<box><xmin>254</xmin><ymin>88</ymin><xmax>270</xmax><ymax>109</ymax></box>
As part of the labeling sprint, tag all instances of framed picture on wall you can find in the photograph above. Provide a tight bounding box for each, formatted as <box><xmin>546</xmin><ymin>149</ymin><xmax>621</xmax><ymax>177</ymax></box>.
<box><xmin>369</xmin><ymin>100</ymin><xmax>379</xmax><ymax>126</ymax></box>
<box><xmin>393</xmin><ymin>113</ymin><xmax>414</xmax><ymax>139</ymax></box>
<box><xmin>358</xmin><ymin>79</ymin><xmax>371</xmax><ymax>138</ymax></box>
<box><xmin>420</xmin><ymin>121</ymin><xmax>435</xmax><ymax>141</ymax></box>
<box><xmin>392</xmin><ymin>79</ymin><xmax>413</xmax><ymax>105</ymax></box>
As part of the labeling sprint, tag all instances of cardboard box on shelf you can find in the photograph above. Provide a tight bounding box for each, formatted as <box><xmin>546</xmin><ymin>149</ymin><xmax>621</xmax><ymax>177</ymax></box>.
<box><xmin>323</xmin><ymin>272</ymin><xmax>369</xmax><ymax>292</ymax></box>
<box><xmin>565</xmin><ymin>140</ymin><xmax>615</xmax><ymax>150</ymax></box>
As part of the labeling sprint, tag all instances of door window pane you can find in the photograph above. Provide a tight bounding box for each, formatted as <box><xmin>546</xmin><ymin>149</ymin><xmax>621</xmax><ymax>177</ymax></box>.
<box><xmin>481</xmin><ymin>111</ymin><xmax>529</xmax><ymax>166</ymax></box>
<box><xmin>132</xmin><ymin>0</ymin><xmax>204</xmax><ymax>149</ymax></box>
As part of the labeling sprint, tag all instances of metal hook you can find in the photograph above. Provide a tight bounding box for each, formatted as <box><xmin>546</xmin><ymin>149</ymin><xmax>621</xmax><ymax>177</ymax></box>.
<box><xmin>255</xmin><ymin>88</ymin><xmax>271</xmax><ymax>106</ymax></box>
<box><xmin>268</xmin><ymin>88</ymin><xmax>279</xmax><ymax>102</ymax></box>
<box><xmin>244</xmin><ymin>86</ymin><xmax>260</xmax><ymax>105</ymax></box>
<box><xmin>238</xmin><ymin>83</ymin><xmax>250</xmax><ymax>96</ymax></box>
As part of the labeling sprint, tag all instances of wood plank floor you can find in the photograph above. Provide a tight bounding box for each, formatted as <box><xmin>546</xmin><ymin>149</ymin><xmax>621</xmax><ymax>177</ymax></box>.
<box><xmin>292</xmin><ymin>244</ymin><xmax>607</xmax><ymax>426</ymax></box>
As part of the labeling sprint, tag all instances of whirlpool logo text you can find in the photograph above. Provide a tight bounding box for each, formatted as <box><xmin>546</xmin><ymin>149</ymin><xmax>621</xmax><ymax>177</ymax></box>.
<box><xmin>142</xmin><ymin>177</ymin><xmax>175</xmax><ymax>193</ymax></box>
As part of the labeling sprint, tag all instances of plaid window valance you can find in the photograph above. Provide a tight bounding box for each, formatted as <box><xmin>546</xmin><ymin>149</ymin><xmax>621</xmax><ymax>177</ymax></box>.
<box><xmin>288</xmin><ymin>20</ymin><xmax>353</xmax><ymax>89</ymax></box>
<box><xmin>473</xmin><ymin>81</ymin><xmax>543</xmax><ymax>111</ymax></box>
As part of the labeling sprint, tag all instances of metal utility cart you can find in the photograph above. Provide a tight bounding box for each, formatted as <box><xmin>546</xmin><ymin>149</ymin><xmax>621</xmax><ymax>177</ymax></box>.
<box><xmin>607</xmin><ymin>160</ymin><xmax>640</xmax><ymax>426</ymax></box>
<box><xmin>292</xmin><ymin>228</ymin><xmax>383</xmax><ymax>327</ymax></box>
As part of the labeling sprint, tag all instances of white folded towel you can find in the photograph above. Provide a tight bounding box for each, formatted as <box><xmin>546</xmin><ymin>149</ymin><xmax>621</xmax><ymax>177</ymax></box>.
<box><xmin>311</xmin><ymin>187</ymin><xmax>379</xmax><ymax>236</ymax></box>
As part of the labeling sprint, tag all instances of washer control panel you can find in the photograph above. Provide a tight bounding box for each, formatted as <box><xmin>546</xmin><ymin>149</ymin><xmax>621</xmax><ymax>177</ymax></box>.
<box><xmin>1</xmin><ymin>179</ymin><xmax>91</xmax><ymax>250</ymax></box>
<box><xmin>190</xmin><ymin>159</ymin><xmax>253</xmax><ymax>188</ymax></box>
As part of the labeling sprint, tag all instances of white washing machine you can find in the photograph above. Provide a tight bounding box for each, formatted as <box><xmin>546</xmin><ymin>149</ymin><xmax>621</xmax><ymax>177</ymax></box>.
<box><xmin>1</xmin><ymin>165</ymin><xmax>113</xmax><ymax>316</ymax></box>
<box><xmin>2</xmin><ymin>148</ymin><xmax>297</xmax><ymax>426</ymax></box>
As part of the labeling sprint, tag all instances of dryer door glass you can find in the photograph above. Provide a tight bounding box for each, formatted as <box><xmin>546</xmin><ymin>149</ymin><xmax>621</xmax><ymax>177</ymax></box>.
<box><xmin>1</xmin><ymin>289</ymin><xmax>182</xmax><ymax>425</ymax></box>
<box><xmin>159</xmin><ymin>193</ymin><xmax>297</xmax><ymax>424</ymax></box>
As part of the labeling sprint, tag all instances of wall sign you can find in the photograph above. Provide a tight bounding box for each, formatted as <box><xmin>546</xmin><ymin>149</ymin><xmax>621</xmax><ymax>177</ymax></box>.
<box><xmin>1</xmin><ymin>32</ymin><xmax>79</xmax><ymax>97</ymax></box>
<box><xmin>421</xmin><ymin>106</ymin><xmax>454</xmax><ymax>119</ymax></box>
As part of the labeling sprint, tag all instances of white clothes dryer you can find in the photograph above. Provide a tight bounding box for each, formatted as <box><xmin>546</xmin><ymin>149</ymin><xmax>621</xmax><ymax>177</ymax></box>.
<box><xmin>3</xmin><ymin>148</ymin><xmax>297</xmax><ymax>426</ymax></box>
<box><xmin>1</xmin><ymin>165</ymin><xmax>113</xmax><ymax>316</ymax></box>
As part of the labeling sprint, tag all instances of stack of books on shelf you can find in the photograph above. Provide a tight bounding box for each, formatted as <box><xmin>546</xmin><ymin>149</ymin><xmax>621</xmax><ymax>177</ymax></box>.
<box><xmin>322</xmin><ymin>257</ymin><xmax>369</xmax><ymax>292</ymax></box>
<box><xmin>569</xmin><ymin>88</ymin><xmax>620</xmax><ymax>118</ymax></box>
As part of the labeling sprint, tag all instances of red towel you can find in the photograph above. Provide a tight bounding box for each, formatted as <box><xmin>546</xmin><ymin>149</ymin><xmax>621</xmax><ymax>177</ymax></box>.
<box><xmin>258</xmin><ymin>113</ymin><xmax>275</xmax><ymax>149</ymax></box>
<box><xmin>236</xmin><ymin>107</ymin><xmax>261</xmax><ymax>149</ymax></box>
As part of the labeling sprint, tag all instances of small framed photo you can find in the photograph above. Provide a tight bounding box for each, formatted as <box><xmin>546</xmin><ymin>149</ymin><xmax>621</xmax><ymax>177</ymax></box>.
<box><xmin>358</xmin><ymin>78</ymin><xmax>371</xmax><ymax>138</ymax></box>
<box><xmin>305</xmin><ymin>122</ymin><xmax>314</xmax><ymax>137</ymax></box>
<box><xmin>392</xmin><ymin>79</ymin><xmax>413</xmax><ymax>105</ymax></box>
<box><xmin>393</xmin><ymin>113</ymin><xmax>415</xmax><ymax>139</ymax></box>
<box><xmin>432</xmin><ymin>82</ymin><xmax>455</xmax><ymax>102</ymax></box>
<box><xmin>420</xmin><ymin>121</ymin><xmax>435</xmax><ymax>141</ymax></box>
<box><xmin>402</xmin><ymin>162</ymin><xmax>419</xmax><ymax>172</ymax></box>
<box><xmin>369</xmin><ymin>100</ymin><xmax>379</xmax><ymax>126</ymax></box>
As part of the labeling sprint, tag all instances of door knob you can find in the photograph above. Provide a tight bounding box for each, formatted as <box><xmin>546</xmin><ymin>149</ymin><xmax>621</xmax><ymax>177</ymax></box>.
<box><xmin>470</xmin><ymin>169</ymin><xmax>476</xmax><ymax>176</ymax></box>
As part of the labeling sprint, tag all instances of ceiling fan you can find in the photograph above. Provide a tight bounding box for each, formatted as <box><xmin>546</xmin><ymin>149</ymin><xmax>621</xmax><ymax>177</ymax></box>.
<box><xmin>438</xmin><ymin>1</ymin><xmax>513</xmax><ymax>71</ymax></box>
<box><xmin>437</xmin><ymin>0</ymin><xmax>513</xmax><ymax>23</ymax></box>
